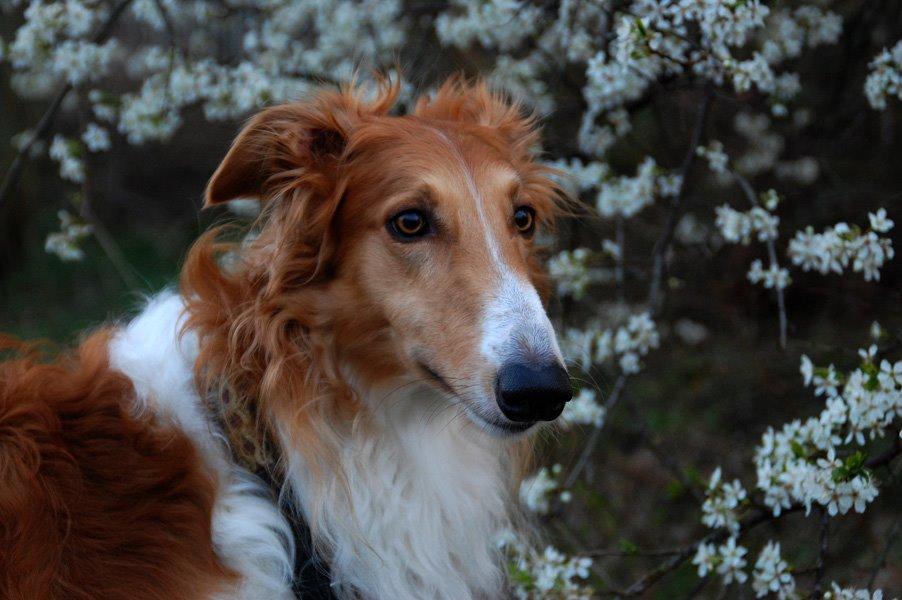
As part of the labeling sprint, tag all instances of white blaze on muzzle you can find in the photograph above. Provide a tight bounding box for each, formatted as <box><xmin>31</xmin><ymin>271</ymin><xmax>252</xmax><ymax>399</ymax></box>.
<box><xmin>480</xmin><ymin>274</ymin><xmax>563</xmax><ymax>369</ymax></box>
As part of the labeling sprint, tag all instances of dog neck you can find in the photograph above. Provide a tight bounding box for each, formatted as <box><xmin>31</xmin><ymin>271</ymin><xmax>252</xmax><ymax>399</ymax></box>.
<box><xmin>276</xmin><ymin>375</ymin><xmax>519</xmax><ymax>599</ymax></box>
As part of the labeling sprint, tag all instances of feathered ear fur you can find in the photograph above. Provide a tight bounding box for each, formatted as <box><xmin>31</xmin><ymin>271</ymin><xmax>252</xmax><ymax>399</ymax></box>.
<box><xmin>413</xmin><ymin>77</ymin><xmax>540</xmax><ymax>155</ymax></box>
<box><xmin>184</xmin><ymin>81</ymin><xmax>402</xmax><ymax>476</ymax></box>
<box><xmin>204</xmin><ymin>80</ymin><xmax>399</xmax><ymax>207</ymax></box>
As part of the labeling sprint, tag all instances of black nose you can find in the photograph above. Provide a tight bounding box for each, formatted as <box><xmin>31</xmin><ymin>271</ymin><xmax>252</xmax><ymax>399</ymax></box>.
<box><xmin>495</xmin><ymin>362</ymin><xmax>572</xmax><ymax>423</ymax></box>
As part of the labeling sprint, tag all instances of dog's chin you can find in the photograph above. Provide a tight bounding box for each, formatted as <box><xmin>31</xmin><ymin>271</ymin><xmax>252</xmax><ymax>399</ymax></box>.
<box><xmin>464</xmin><ymin>407</ymin><xmax>536</xmax><ymax>438</ymax></box>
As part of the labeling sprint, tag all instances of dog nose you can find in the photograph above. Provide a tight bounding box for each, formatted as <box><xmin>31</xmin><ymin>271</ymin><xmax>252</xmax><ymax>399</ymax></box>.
<box><xmin>495</xmin><ymin>362</ymin><xmax>572</xmax><ymax>422</ymax></box>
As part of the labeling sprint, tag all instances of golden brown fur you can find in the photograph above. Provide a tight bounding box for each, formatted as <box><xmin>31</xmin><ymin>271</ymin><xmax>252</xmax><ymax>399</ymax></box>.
<box><xmin>0</xmin><ymin>333</ymin><xmax>233</xmax><ymax>599</ymax></box>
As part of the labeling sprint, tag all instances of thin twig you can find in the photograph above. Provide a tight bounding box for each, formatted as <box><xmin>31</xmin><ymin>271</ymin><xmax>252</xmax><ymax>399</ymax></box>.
<box><xmin>732</xmin><ymin>169</ymin><xmax>789</xmax><ymax>349</ymax></box>
<box><xmin>0</xmin><ymin>0</ymin><xmax>134</xmax><ymax>212</ymax></box>
<box><xmin>563</xmin><ymin>373</ymin><xmax>627</xmax><ymax>489</ymax></box>
<box><xmin>813</xmin><ymin>508</ymin><xmax>830</xmax><ymax>598</ymax></box>
<box><xmin>151</xmin><ymin>0</ymin><xmax>186</xmax><ymax>61</ymax></box>
<box><xmin>0</xmin><ymin>86</ymin><xmax>71</xmax><ymax>211</ymax></box>
<box><xmin>80</xmin><ymin>196</ymin><xmax>143</xmax><ymax>291</ymax></box>
<box><xmin>647</xmin><ymin>86</ymin><xmax>714</xmax><ymax>314</ymax></box>
<box><xmin>867</xmin><ymin>514</ymin><xmax>900</xmax><ymax>590</ymax></box>
<box><xmin>615</xmin><ymin>215</ymin><xmax>626</xmax><ymax>300</ymax></box>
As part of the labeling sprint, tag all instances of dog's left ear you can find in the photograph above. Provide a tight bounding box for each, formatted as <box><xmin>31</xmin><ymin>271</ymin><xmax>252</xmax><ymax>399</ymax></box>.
<box><xmin>204</xmin><ymin>84</ymin><xmax>396</xmax><ymax>207</ymax></box>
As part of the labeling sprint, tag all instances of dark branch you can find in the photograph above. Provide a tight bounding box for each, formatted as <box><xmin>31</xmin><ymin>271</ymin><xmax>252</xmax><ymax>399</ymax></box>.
<box><xmin>647</xmin><ymin>85</ymin><xmax>714</xmax><ymax>314</ymax></box>
<box><xmin>0</xmin><ymin>0</ymin><xmax>134</xmax><ymax>212</ymax></box>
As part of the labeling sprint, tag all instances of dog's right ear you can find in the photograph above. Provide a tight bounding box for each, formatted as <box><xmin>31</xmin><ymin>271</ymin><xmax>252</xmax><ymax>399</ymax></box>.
<box><xmin>204</xmin><ymin>91</ymin><xmax>367</xmax><ymax>208</ymax></box>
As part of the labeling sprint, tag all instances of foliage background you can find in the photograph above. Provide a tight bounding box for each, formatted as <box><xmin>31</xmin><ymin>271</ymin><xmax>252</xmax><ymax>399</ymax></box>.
<box><xmin>1</xmin><ymin>1</ymin><xmax>901</xmax><ymax>597</ymax></box>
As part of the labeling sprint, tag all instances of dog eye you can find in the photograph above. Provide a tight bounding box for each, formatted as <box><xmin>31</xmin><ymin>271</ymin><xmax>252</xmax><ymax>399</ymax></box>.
<box><xmin>388</xmin><ymin>209</ymin><xmax>430</xmax><ymax>241</ymax></box>
<box><xmin>513</xmin><ymin>206</ymin><xmax>536</xmax><ymax>236</ymax></box>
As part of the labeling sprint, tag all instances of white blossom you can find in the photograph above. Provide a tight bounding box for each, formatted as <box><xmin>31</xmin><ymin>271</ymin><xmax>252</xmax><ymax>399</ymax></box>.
<box><xmin>716</xmin><ymin>536</ymin><xmax>748</xmax><ymax>584</ymax></box>
<box><xmin>49</xmin><ymin>134</ymin><xmax>84</xmax><ymax>182</ymax></box>
<box><xmin>716</xmin><ymin>205</ymin><xmax>779</xmax><ymax>245</ymax></box>
<box><xmin>51</xmin><ymin>39</ymin><xmax>116</xmax><ymax>85</ymax></box>
<box><xmin>545</xmin><ymin>158</ymin><xmax>608</xmax><ymax>196</ymax></box>
<box><xmin>754</xmin><ymin>342</ymin><xmax>900</xmax><ymax>518</ymax></box>
<box><xmin>747</xmin><ymin>259</ymin><xmax>790</xmax><ymax>290</ymax></box>
<box><xmin>865</xmin><ymin>40</ymin><xmax>902</xmax><ymax>110</ymax></box>
<box><xmin>775</xmin><ymin>157</ymin><xmax>819</xmax><ymax>185</ymax></box>
<box><xmin>752</xmin><ymin>541</ymin><xmax>795</xmax><ymax>599</ymax></box>
<box><xmin>674</xmin><ymin>319</ymin><xmax>708</xmax><ymax>345</ymax></box>
<box><xmin>562</xmin><ymin>388</ymin><xmax>606</xmax><ymax>428</ymax></box>
<box><xmin>701</xmin><ymin>467</ymin><xmax>747</xmax><ymax>533</ymax></box>
<box><xmin>548</xmin><ymin>248</ymin><xmax>595</xmax><ymax>299</ymax></box>
<box><xmin>692</xmin><ymin>542</ymin><xmax>718</xmax><ymax>578</ymax></box>
<box><xmin>824</xmin><ymin>582</ymin><xmax>886</xmax><ymax>600</ymax></box>
<box><xmin>788</xmin><ymin>217</ymin><xmax>895</xmax><ymax>282</ymax></box>
<box><xmin>436</xmin><ymin>0</ymin><xmax>541</xmax><ymax>51</ymax></box>
<box><xmin>45</xmin><ymin>209</ymin><xmax>92</xmax><ymax>261</ymax></box>
<box><xmin>596</xmin><ymin>157</ymin><xmax>658</xmax><ymax>218</ymax></box>
<box><xmin>520</xmin><ymin>464</ymin><xmax>563</xmax><ymax>515</ymax></box>
<box><xmin>697</xmin><ymin>141</ymin><xmax>729</xmax><ymax>174</ymax></box>
<box><xmin>868</xmin><ymin>208</ymin><xmax>894</xmax><ymax>233</ymax></box>
<box><xmin>81</xmin><ymin>122</ymin><xmax>110</xmax><ymax>152</ymax></box>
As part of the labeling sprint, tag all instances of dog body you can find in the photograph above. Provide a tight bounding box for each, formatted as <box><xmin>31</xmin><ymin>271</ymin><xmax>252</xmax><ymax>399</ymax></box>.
<box><xmin>0</xmin><ymin>79</ymin><xmax>571</xmax><ymax>599</ymax></box>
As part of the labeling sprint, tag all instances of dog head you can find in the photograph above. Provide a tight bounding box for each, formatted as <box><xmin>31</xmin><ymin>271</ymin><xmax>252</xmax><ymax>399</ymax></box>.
<box><xmin>203</xmin><ymin>78</ymin><xmax>571</xmax><ymax>437</ymax></box>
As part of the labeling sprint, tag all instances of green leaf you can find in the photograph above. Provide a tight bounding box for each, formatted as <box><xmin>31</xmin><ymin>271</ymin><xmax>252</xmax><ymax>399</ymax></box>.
<box><xmin>832</xmin><ymin>450</ymin><xmax>870</xmax><ymax>483</ymax></box>
<box><xmin>618</xmin><ymin>538</ymin><xmax>639</xmax><ymax>555</ymax></box>
<box><xmin>790</xmin><ymin>440</ymin><xmax>809</xmax><ymax>459</ymax></box>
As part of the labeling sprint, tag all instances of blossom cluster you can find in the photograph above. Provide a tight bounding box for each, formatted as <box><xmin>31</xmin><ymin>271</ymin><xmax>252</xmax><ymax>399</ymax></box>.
<box><xmin>44</xmin><ymin>209</ymin><xmax>92</xmax><ymax>261</ymax></box>
<box><xmin>519</xmin><ymin>464</ymin><xmax>569</xmax><ymax>515</ymax></box>
<box><xmin>547</xmin><ymin>248</ymin><xmax>597</xmax><ymax>300</ymax></box>
<box><xmin>824</xmin><ymin>584</ymin><xmax>887</xmax><ymax>600</ymax></box>
<box><xmin>561</xmin><ymin>312</ymin><xmax>660</xmax><ymax>375</ymax></box>
<box><xmin>4</xmin><ymin>0</ymin><xmax>405</xmax><ymax>177</ymax></box>
<box><xmin>693</xmin><ymin>536</ymin><xmax>748</xmax><ymax>585</ymax></box>
<box><xmin>747</xmin><ymin>259</ymin><xmax>791</xmax><ymax>290</ymax></box>
<box><xmin>715</xmin><ymin>204</ymin><xmax>779</xmax><ymax>245</ymax></box>
<box><xmin>48</xmin><ymin>135</ymin><xmax>85</xmax><ymax>183</ymax></box>
<box><xmin>595</xmin><ymin>157</ymin><xmax>678</xmax><ymax>218</ymax></box>
<box><xmin>787</xmin><ymin>211</ymin><xmax>895</xmax><ymax>281</ymax></box>
<box><xmin>500</xmin><ymin>535</ymin><xmax>594</xmax><ymax>600</ymax></box>
<box><xmin>751</xmin><ymin>541</ymin><xmax>796</xmax><ymax>599</ymax></box>
<box><xmin>754</xmin><ymin>343</ymin><xmax>900</xmax><ymax>518</ymax></box>
<box><xmin>691</xmin><ymin>329</ymin><xmax>899</xmax><ymax>590</ymax></box>
<box><xmin>561</xmin><ymin>388</ymin><xmax>606</xmax><ymax>429</ymax></box>
<box><xmin>865</xmin><ymin>40</ymin><xmax>902</xmax><ymax>110</ymax></box>
<box><xmin>701</xmin><ymin>467</ymin><xmax>748</xmax><ymax>533</ymax></box>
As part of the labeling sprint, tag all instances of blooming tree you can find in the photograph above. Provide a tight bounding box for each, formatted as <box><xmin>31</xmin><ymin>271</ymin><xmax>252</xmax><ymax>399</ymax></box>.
<box><xmin>2</xmin><ymin>0</ymin><xmax>901</xmax><ymax>597</ymax></box>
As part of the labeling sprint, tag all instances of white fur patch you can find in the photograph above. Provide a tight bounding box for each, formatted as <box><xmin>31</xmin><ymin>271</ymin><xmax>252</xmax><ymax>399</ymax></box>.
<box><xmin>108</xmin><ymin>292</ymin><xmax>295</xmax><ymax>599</ymax></box>
<box><xmin>281</xmin><ymin>383</ymin><xmax>515</xmax><ymax>600</ymax></box>
<box><xmin>480</xmin><ymin>274</ymin><xmax>563</xmax><ymax>368</ymax></box>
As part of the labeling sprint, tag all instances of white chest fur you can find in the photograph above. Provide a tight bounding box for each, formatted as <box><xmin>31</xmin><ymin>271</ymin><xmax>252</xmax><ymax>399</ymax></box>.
<box><xmin>282</xmin><ymin>386</ymin><xmax>515</xmax><ymax>600</ymax></box>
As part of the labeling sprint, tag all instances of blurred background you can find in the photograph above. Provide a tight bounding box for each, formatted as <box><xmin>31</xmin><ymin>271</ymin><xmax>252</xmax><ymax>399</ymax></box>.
<box><xmin>1</xmin><ymin>0</ymin><xmax>901</xmax><ymax>597</ymax></box>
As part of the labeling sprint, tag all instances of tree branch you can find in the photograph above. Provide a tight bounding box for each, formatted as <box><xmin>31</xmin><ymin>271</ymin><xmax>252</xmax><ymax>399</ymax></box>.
<box><xmin>647</xmin><ymin>86</ymin><xmax>714</xmax><ymax>314</ymax></box>
<box><xmin>0</xmin><ymin>0</ymin><xmax>134</xmax><ymax>212</ymax></box>
<box><xmin>563</xmin><ymin>372</ymin><xmax>627</xmax><ymax>489</ymax></box>
<box><xmin>867</xmin><ymin>514</ymin><xmax>900</xmax><ymax>591</ymax></box>
<box><xmin>812</xmin><ymin>508</ymin><xmax>830</xmax><ymax>598</ymax></box>
<box><xmin>732</xmin><ymin>169</ymin><xmax>789</xmax><ymax>349</ymax></box>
